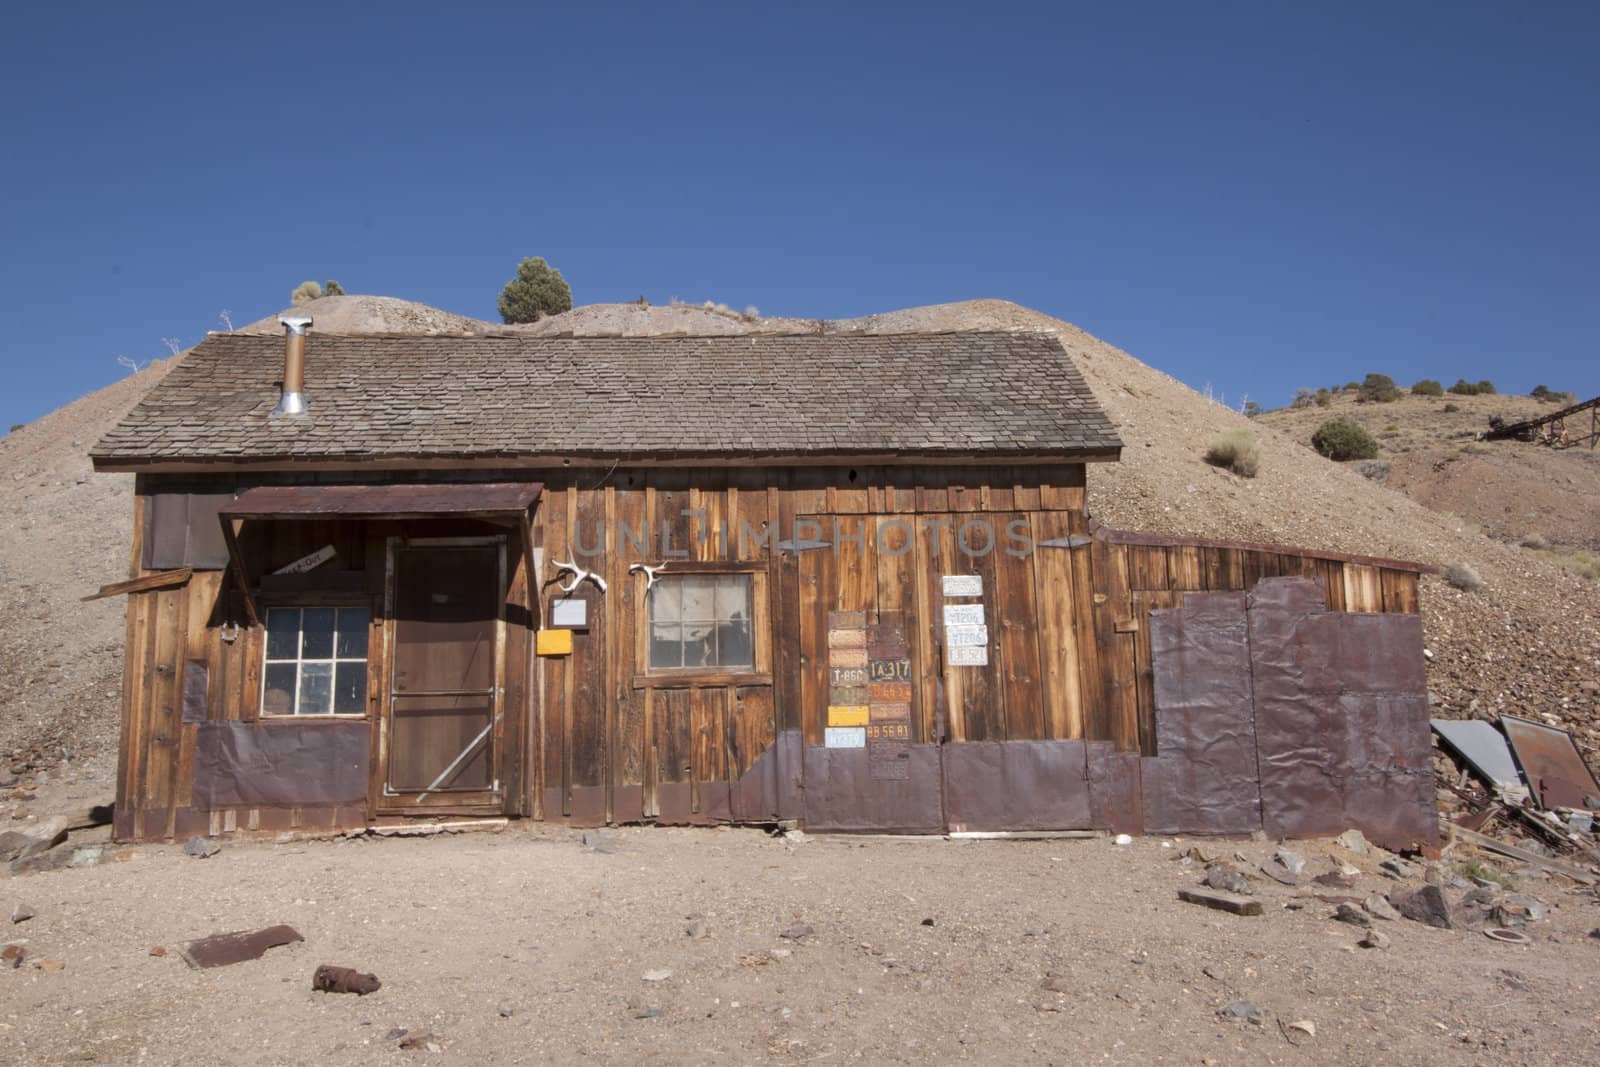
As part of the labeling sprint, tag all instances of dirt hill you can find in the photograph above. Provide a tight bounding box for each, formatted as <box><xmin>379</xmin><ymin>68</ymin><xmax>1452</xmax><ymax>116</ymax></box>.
<box><xmin>3</xmin><ymin>298</ymin><xmax>1596</xmax><ymax>787</ymax></box>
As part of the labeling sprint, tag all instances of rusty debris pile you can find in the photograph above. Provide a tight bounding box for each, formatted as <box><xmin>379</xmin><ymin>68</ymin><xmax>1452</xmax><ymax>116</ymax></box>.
<box><xmin>1432</xmin><ymin>715</ymin><xmax>1600</xmax><ymax>876</ymax></box>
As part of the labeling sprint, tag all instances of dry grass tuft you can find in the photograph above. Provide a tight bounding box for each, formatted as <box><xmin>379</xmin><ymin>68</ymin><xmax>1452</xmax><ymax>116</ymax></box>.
<box><xmin>1203</xmin><ymin>429</ymin><xmax>1261</xmax><ymax>478</ymax></box>
<box><xmin>1445</xmin><ymin>562</ymin><xmax>1483</xmax><ymax>592</ymax></box>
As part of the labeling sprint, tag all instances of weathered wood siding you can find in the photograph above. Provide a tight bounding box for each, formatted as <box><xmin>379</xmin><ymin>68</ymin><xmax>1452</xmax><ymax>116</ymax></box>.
<box><xmin>112</xmin><ymin>465</ymin><xmax>1427</xmax><ymax>840</ymax></box>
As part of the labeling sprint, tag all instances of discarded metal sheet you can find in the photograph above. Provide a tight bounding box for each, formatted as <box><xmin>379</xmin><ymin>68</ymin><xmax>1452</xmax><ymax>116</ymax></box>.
<box><xmin>192</xmin><ymin>721</ymin><xmax>370</xmax><ymax>808</ymax></box>
<box><xmin>824</xmin><ymin>727</ymin><xmax>866</xmax><ymax>749</ymax></box>
<box><xmin>1246</xmin><ymin>578</ymin><xmax>1435</xmax><ymax>849</ymax></box>
<box><xmin>947</xmin><ymin>645</ymin><xmax>988</xmax><ymax>667</ymax></box>
<box><xmin>181</xmin><ymin>924</ymin><xmax>304</xmax><ymax>969</ymax></box>
<box><xmin>1145</xmin><ymin>593</ymin><xmax>1262</xmax><ymax>834</ymax></box>
<box><xmin>1501</xmin><ymin>715</ymin><xmax>1600</xmax><ymax>810</ymax></box>
<box><xmin>944</xmin><ymin>625</ymin><xmax>988</xmax><ymax>647</ymax></box>
<box><xmin>943</xmin><ymin>741</ymin><xmax>1091</xmax><ymax>832</ymax></box>
<box><xmin>941</xmin><ymin>575</ymin><xmax>983</xmax><ymax>598</ymax></box>
<box><xmin>1431</xmin><ymin>719</ymin><xmax>1523</xmax><ymax>792</ymax></box>
<box><xmin>802</xmin><ymin>744</ymin><xmax>944</xmax><ymax>832</ymax></box>
<box><xmin>943</xmin><ymin>604</ymin><xmax>985</xmax><ymax>627</ymax></box>
<box><xmin>827</xmin><ymin>705</ymin><xmax>870</xmax><ymax>727</ymax></box>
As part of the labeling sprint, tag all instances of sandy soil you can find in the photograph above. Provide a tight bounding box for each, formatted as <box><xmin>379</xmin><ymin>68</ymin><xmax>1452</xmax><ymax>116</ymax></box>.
<box><xmin>3</xmin><ymin>827</ymin><xmax>1597</xmax><ymax>1065</ymax></box>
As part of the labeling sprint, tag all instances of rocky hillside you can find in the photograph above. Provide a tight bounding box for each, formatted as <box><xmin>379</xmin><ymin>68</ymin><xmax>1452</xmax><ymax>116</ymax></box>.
<box><xmin>3</xmin><ymin>297</ymin><xmax>1595</xmax><ymax>782</ymax></box>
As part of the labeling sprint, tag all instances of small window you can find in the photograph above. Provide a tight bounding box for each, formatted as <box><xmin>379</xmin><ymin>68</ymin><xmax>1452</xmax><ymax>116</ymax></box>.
<box><xmin>262</xmin><ymin>606</ymin><xmax>370</xmax><ymax>716</ymax></box>
<box><xmin>648</xmin><ymin>573</ymin><xmax>753</xmax><ymax>670</ymax></box>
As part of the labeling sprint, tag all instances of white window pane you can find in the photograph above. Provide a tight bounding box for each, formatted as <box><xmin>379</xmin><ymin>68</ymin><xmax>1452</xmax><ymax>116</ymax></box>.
<box><xmin>650</xmin><ymin>623</ymin><xmax>683</xmax><ymax>668</ymax></box>
<box><xmin>650</xmin><ymin>581</ymin><xmax>682</xmax><ymax>623</ymax></box>
<box><xmin>715</xmin><ymin>575</ymin><xmax>750</xmax><ymax>621</ymax></box>
<box><xmin>266</xmin><ymin>609</ymin><xmax>299</xmax><ymax>660</ymax></box>
<box><xmin>300</xmin><ymin>662</ymin><xmax>333</xmax><ymax>714</ymax></box>
<box><xmin>680</xmin><ymin>575</ymin><xmax>716</xmax><ymax>622</ymax></box>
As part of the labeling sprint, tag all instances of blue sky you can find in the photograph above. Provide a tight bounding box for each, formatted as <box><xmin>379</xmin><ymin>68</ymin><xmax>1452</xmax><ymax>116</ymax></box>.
<box><xmin>2</xmin><ymin>2</ymin><xmax>1596</xmax><ymax>430</ymax></box>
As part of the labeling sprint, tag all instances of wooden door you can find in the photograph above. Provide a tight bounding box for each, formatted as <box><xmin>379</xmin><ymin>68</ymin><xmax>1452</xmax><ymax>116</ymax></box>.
<box><xmin>380</xmin><ymin>539</ymin><xmax>505</xmax><ymax>812</ymax></box>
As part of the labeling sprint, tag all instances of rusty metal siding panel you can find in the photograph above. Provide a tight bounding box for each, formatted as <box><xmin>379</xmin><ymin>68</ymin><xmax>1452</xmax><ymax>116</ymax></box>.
<box><xmin>1142</xmin><ymin>592</ymin><xmax>1263</xmax><ymax>834</ymax></box>
<box><xmin>220</xmin><ymin>482</ymin><xmax>543</xmax><ymax>519</ymax></box>
<box><xmin>801</xmin><ymin>744</ymin><xmax>944</xmax><ymax>833</ymax></box>
<box><xmin>942</xmin><ymin>741</ymin><xmax>1090</xmax><ymax>832</ymax></box>
<box><xmin>191</xmin><ymin>720</ymin><xmax>370</xmax><ymax>808</ymax></box>
<box><xmin>1086</xmin><ymin>741</ymin><xmax>1143</xmax><ymax>834</ymax></box>
<box><xmin>1247</xmin><ymin>578</ymin><xmax>1435</xmax><ymax>849</ymax></box>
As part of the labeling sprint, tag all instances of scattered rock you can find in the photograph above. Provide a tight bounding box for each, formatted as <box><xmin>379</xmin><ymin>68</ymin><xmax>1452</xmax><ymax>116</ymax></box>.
<box><xmin>149</xmin><ymin>946</ymin><xmax>166</xmax><ymax>957</ymax></box>
<box><xmin>1113</xmin><ymin>833</ymin><xmax>1133</xmax><ymax>846</ymax></box>
<box><xmin>641</xmin><ymin>969</ymin><xmax>673</xmax><ymax>982</ymax></box>
<box><xmin>35</xmin><ymin>958</ymin><xmax>64</xmax><ymax>972</ymax></box>
<box><xmin>312</xmin><ymin>964</ymin><xmax>382</xmax><ymax>995</ymax></box>
<box><xmin>3</xmin><ymin>944</ymin><xmax>26</xmax><ymax>969</ymax></box>
<box><xmin>1312</xmin><ymin>869</ymin><xmax>1358</xmax><ymax>889</ymax></box>
<box><xmin>1282</xmin><ymin>1019</ymin><xmax>1316</xmax><ymax>1044</ymax></box>
<box><xmin>685</xmin><ymin>919</ymin><xmax>711</xmax><ymax>940</ymax></box>
<box><xmin>1039</xmin><ymin>973</ymin><xmax>1072</xmax><ymax>994</ymax></box>
<box><xmin>1274</xmin><ymin>847</ymin><xmax>1306</xmax><ymax>876</ymax></box>
<box><xmin>1335</xmin><ymin>903</ymin><xmax>1372</xmax><ymax>928</ymax></box>
<box><xmin>1358</xmin><ymin>929</ymin><xmax>1391</xmax><ymax>950</ymax></box>
<box><xmin>1220</xmin><ymin>999</ymin><xmax>1264</xmax><ymax>1025</ymax></box>
<box><xmin>1505</xmin><ymin>895</ymin><xmax>1546</xmax><ymax>922</ymax></box>
<box><xmin>498</xmin><ymin>1007</ymin><xmax>514</xmax><ymax>1018</ymax></box>
<box><xmin>920</xmin><ymin>917</ymin><xmax>935</xmax><ymax>927</ymax></box>
<box><xmin>397</xmin><ymin>1030</ymin><xmax>438</xmax><ymax>1051</ymax></box>
<box><xmin>1380</xmin><ymin>858</ymin><xmax>1420</xmax><ymax>880</ymax></box>
<box><xmin>68</xmin><ymin>847</ymin><xmax>102</xmax><ymax>868</ymax></box>
<box><xmin>1493</xmin><ymin>902</ymin><xmax>1532</xmax><ymax>928</ymax></box>
<box><xmin>1393</xmin><ymin>885</ymin><xmax>1453</xmax><ymax>929</ymax></box>
<box><xmin>1333</xmin><ymin>829</ymin><xmax>1369</xmax><ymax>854</ymax></box>
<box><xmin>780</xmin><ymin>923</ymin><xmax>815</xmax><ymax>941</ymax></box>
<box><xmin>1259</xmin><ymin>859</ymin><xmax>1299</xmax><ymax>886</ymax></box>
<box><xmin>767</xmin><ymin>948</ymin><xmax>792</xmax><ymax>960</ymax></box>
<box><xmin>1204</xmin><ymin>864</ymin><xmax>1254</xmax><ymax>895</ymax></box>
<box><xmin>0</xmin><ymin>816</ymin><xmax>69</xmax><ymax>862</ymax></box>
<box><xmin>1363</xmin><ymin>894</ymin><xmax>1401</xmax><ymax>921</ymax></box>
<box><xmin>182</xmin><ymin>836</ymin><xmax>220</xmax><ymax>859</ymax></box>
<box><xmin>10</xmin><ymin>903</ymin><xmax>34</xmax><ymax>924</ymax></box>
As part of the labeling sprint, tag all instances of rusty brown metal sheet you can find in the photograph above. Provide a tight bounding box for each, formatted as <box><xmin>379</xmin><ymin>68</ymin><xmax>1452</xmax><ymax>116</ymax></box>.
<box><xmin>942</xmin><ymin>741</ymin><xmax>1090</xmax><ymax>832</ymax></box>
<box><xmin>1247</xmin><ymin>578</ymin><xmax>1435</xmax><ymax>850</ymax></box>
<box><xmin>731</xmin><ymin>730</ymin><xmax>802</xmax><ymax>823</ymax></box>
<box><xmin>181</xmin><ymin>924</ymin><xmax>303</xmax><ymax>969</ymax></box>
<box><xmin>1144</xmin><ymin>592</ymin><xmax>1262</xmax><ymax>834</ymax></box>
<box><xmin>181</xmin><ymin>660</ymin><xmax>209</xmax><ymax>725</ymax></box>
<box><xmin>1501</xmin><ymin>715</ymin><xmax>1600</xmax><ymax>810</ymax></box>
<box><xmin>192</xmin><ymin>721</ymin><xmax>370</xmax><ymax>809</ymax></box>
<box><xmin>1086</xmin><ymin>742</ymin><xmax>1143</xmax><ymax>835</ymax></box>
<box><xmin>219</xmin><ymin>482</ymin><xmax>543</xmax><ymax>520</ymax></box>
<box><xmin>802</xmin><ymin>744</ymin><xmax>944</xmax><ymax>832</ymax></box>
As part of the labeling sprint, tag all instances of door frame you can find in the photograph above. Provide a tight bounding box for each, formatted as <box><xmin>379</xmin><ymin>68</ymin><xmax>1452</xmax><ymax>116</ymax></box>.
<box><xmin>373</xmin><ymin>534</ymin><xmax>509</xmax><ymax>816</ymax></box>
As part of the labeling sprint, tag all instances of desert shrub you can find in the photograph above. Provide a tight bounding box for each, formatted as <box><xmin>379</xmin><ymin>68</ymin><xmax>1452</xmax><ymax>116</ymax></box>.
<box><xmin>1356</xmin><ymin>373</ymin><xmax>1401</xmax><ymax>403</ymax></box>
<box><xmin>1203</xmin><ymin>429</ymin><xmax>1261</xmax><ymax>477</ymax></box>
<box><xmin>1291</xmin><ymin>388</ymin><xmax>1314</xmax><ymax>410</ymax></box>
<box><xmin>1342</xmin><ymin>381</ymin><xmax>1360</xmax><ymax>392</ymax></box>
<box><xmin>1243</xmin><ymin>400</ymin><xmax>1262</xmax><ymax>418</ymax></box>
<box><xmin>290</xmin><ymin>280</ymin><xmax>323</xmax><ymax>305</ymax></box>
<box><xmin>1442</xmin><ymin>402</ymin><xmax>1460</xmax><ymax>413</ymax></box>
<box><xmin>1449</xmin><ymin>379</ymin><xmax>1481</xmax><ymax>396</ymax></box>
<box><xmin>8</xmin><ymin>423</ymin><xmax>23</xmax><ymax>433</ymax></box>
<box><xmin>1411</xmin><ymin>379</ymin><xmax>1444</xmax><ymax>397</ymax></box>
<box><xmin>1311</xmin><ymin>417</ymin><xmax>1380</xmax><ymax>460</ymax></box>
<box><xmin>1529</xmin><ymin>384</ymin><xmax>1572</xmax><ymax>404</ymax></box>
<box><xmin>323</xmin><ymin>279</ymin><xmax>345</xmax><ymax>296</ymax></box>
<box><xmin>1520</xmin><ymin>533</ymin><xmax>1549</xmax><ymax>550</ymax></box>
<box><xmin>1314</xmin><ymin>388</ymin><xmax>1332</xmax><ymax>407</ymax></box>
<box><xmin>1444</xmin><ymin>562</ymin><xmax>1482</xmax><ymax>592</ymax></box>
<box><xmin>1476</xmin><ymin>380</ymin><xmax>1496</xmax><ymax>395</ymax></box>
<box><xmin>498</xmin><ymin>256</ymin><xmax>573</xmax><ymax>323</ymax></box>
<box><xmin>1356</xmin><ymin>460</ymin><xmax>1390</xmax><ymax>482</ymax></box>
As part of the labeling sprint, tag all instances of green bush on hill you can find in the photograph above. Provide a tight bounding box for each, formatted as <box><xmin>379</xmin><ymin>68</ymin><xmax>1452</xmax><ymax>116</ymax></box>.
<box><xmin>1411</xmin><ymin>379</ymin><xmax>1444</xmax><ymax>396</ymax></box>
<box><xmin>1311</xmin><ymin>417</ymin><xmax>1380</xmax><ymax>461</ymax></box>
<box><xmin>1356</xmin><ymin>373</ymin><xmax>1401</xmax><ymax>403</ymax></box>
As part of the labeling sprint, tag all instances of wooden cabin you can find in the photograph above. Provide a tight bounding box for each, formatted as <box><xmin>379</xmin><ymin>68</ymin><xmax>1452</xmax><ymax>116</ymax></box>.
<box><xmin>89</xmin><ymin>324</ymin><xmax>1438</xmax><ymax>847</ymax></box>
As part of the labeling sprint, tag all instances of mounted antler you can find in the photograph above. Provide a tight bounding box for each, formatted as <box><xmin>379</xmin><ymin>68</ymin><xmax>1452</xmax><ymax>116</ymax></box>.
<box><xmin>628</xmin><ymin>562</ymin><xmax>667</xmax><ymax>593</ymax></box>
<box><xmin>550</xmin><ymin>557</ymin><xmax>607</xmax><ymax>594</ymax></box>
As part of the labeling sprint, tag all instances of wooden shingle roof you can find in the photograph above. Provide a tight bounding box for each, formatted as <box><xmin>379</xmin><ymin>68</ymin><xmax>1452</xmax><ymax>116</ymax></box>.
<box><xmin>91</xmin><ymin>331</ymin><xmax>1122</xmax><ymax>468</ymax></box>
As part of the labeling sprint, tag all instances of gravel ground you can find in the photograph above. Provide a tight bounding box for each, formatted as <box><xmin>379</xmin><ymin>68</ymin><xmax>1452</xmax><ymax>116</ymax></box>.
<box><xmin>3</xmin><ymin>826</ymin><xmax>1598</xmax><ymax>1065</ymax></box>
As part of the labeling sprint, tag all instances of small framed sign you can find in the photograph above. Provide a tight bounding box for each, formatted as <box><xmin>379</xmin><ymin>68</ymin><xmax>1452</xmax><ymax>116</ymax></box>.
<box><xmin>550</xmin><ymin>598</ymin><xmax>588</xmax><ymax>628</ymax></box>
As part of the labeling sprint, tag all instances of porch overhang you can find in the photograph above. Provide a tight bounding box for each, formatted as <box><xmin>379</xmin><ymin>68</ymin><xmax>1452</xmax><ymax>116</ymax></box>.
<box><xmin>217</xmin><ymin>482</ymin><xmax>543</xmax><ymax>625</ymax></box>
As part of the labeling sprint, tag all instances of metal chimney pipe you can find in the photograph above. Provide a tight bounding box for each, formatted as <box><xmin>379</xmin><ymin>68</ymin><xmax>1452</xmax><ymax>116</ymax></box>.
<box><xmin>273</xmin><ymin>315</ymin><xmax>312</xmax><ymax>416</ymax></box>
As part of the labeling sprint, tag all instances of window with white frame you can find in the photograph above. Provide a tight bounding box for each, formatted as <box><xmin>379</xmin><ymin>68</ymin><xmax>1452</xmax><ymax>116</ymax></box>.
<box><xmin>262</xmin><ymin>606</ymin><xmax>369</xmax><ymax>716</ymax></box>
<box><xmin>648</xmin><ymin>573</ymin><xmax>753</xmax><ymax>670</ymax></box>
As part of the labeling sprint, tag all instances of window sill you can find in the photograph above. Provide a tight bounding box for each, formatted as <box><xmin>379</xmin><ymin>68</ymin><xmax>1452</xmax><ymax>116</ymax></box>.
<box><xmin>257</xmin><ymin>714</ymin><xmax>369</xmax><ymax>722</ymax></box>
<box><xmin>631</xmin><ymin>671</ymin><xmax>771</xmax><ymax>690</ymax></box>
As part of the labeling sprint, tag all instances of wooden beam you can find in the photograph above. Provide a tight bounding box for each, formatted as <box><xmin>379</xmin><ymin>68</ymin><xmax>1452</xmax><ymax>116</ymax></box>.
<box><xmin>82</xmin><ymin>568</ymin><xmax>193</xmax><ymax>602</ymax></box>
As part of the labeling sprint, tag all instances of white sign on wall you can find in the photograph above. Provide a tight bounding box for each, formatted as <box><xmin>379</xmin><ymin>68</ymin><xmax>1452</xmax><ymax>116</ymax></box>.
<box><xmin>944</xmin><ymin>624</ymin><xmax>989</xmax><ymax>647</ymax></box>
<box><xmin>272</xmin><ymin>544</ymin><xmax>336</xmax><ymax>575</ymax></box>
<box><xmin>825</xmin><ymin>726</ymin><xmax>867</xmax><ymax>749</ymax></box>
<box><xmin>942</xmin><ymin>575</ymin><xmax>983</xmax><ymax>598</ymax></box>
<box><xmin>947</xmin><ymin>645</ymin><xmax>989</xmax><ymax>667</ymax></box>
<box><xmin>943</xmin><ymin>604</ymin><xmax>986</xmax><ymax>628</ymax></box>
